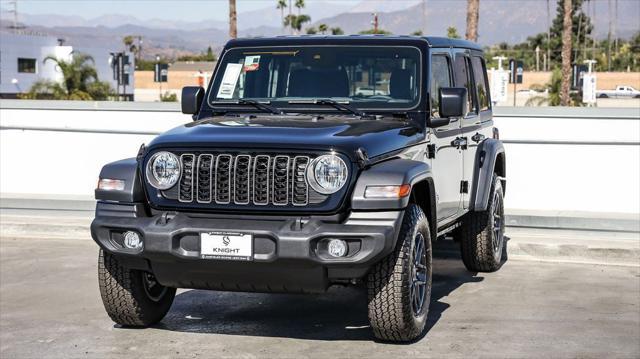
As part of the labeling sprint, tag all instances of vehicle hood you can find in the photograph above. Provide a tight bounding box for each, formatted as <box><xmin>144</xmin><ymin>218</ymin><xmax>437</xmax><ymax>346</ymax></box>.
<box><xmin>147</xmin><ymin>114</ymin><xmax>424</xmax><ymax>161</ymax></box>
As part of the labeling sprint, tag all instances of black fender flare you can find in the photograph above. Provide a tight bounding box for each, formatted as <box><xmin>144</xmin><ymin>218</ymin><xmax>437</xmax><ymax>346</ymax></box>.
<box><xmin>351</xmin><ymin>158</ymin><xmax>432</xmax><ymax>210</ymax></box>
<box><xmin>469</xmin><ymin>139</ymin><xmax>506</xmax><ymax>211</ymax></box>
<box><xmin>351</xmin><ymin>158</ymin><xmax>437</xmax><ymax>239</ymax></box>
<box><xmin>95</xmin><ymin>158</ymin><xmax>145</xmax><ymax>203</ymax></box>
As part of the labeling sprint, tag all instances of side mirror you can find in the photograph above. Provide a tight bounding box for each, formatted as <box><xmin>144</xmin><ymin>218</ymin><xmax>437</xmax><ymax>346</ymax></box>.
<box><xmin>181</xmin><ymin>86</ymin><xmax>204</xmax><ymax>115</ymax></box>
<box><xmin>439</xmin><ymin>87</ymin><xmax>467</xmax><ymax>119</ymax></box>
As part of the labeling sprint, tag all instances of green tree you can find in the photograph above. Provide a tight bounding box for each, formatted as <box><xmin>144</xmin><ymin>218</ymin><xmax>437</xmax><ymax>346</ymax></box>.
<box><xmin>177</xmin><ymin>47</ymin><xmax>217</xmax><ymax>62</ymax></box>
<box><xmin>160</xmin><ymin>91</ymin><xmax>178</xmax><ymax>102</ymax></box>
<box><xmin>123</xmin><ymin>35</ymin><xmax>136</xmax><ymax>53</ymax></box>
<box><xmin>359</xmin><ymin>28</ymin><xmax>391</xmax><ymax>35</ymax></box>
<box><xmin>318</xmin><ymin>23</ymin><xmax>328</xmax><ymax>34</ymax></box>
<box><xmin>284</xmin><ymin>14</ymin><xmax>311</xmax><ymax>34</ymax></box>
<box><xmin>549</xmin><ymin>0</ymin><xmax>592</xmax><ymax>66</ymax></box>
<box><xmin>331</xmin><ymin>27</ymin><xmax>344</xmax><ymax>35</ymax></box>
<box><xmin>447</xmin><ymin>26</ymin><xmax>460</xmax><ymax>39</ymax></box>
<box><xmin>21</xmin><ymin>53</ymin><xmax>112</xmax><ymax>100</ymax></box>
<box><xmin>412</xmin><ymin>30</ymin><xmax>423</xmax><ymax>36</ymax></box>
<box><xmin>306</xmin><ymin>26</ymin><xmax>317</xmax><ymax>34</ymax></box>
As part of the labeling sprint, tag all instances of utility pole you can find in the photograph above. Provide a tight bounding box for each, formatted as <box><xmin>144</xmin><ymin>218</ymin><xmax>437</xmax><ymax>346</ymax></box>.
<box><xmin>8</xmin><ymin>0</ymin><xmax>20</xmax><ymax>31</ymax></box>
<box><xmin>137</xmin><ymin>36</ymin><xmax>143</xmax><ymax>63</ymax></box>
<box><xmin>607</xmin><ymin>0</ymin><xmax>612</xmax><ymax>71</ymax></box>
<box><xmin>546</xmin><ymin>0</ymin><xmax>551</xmax><ymax>71</ymax></box>
<box><xmin>614</xmin><ymin>0</ymin><xmax>618</xmax><ymax>52</ymax></box>
<box><xmin>371</xmin><ymin>13</ymin><xmax>379</xmax><ymax>33</ymax></box>
<box><xmin>535</xmin><ymin>46</ymin><xmax>540</xmax><ymax>72</ymax></box>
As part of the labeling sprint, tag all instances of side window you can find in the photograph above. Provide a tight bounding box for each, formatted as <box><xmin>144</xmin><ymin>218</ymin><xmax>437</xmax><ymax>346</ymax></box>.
<box><xmin>430</xmin><ymin>55</ymin><xmax>451</xmax><ymax>118</ymax></box>
<box><xmin>471</xmin><ymin>56</ymin><xmax>491</xmax><ymax>111</ymax></box>
<box><xmin>453</xmin><ymin>54</ymin><xmax>476</xmax><ymax>116</ymax></box>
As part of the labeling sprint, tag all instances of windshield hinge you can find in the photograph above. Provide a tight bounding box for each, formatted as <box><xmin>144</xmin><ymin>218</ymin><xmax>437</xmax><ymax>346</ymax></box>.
<box><xmin>426</xmin><ymin>144</ymin><xmax>436</xmax><ymax>159</ymax></box>
<box><xmin>356</xmin><ymin>147</ymin><xmax>370</xmax><ymax>169</ymax></box>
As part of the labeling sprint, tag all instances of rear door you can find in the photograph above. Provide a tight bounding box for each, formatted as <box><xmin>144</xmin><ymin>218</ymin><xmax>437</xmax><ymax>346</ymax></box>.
<box><xmin>455</xmin><ymin>51</ymin><xmax>494</xmax><ymax>210</ymax></box>
<box><xmin>429</xmin><ymin>51</ymin><xmax>463</xmax><ymax>222</ymax></box>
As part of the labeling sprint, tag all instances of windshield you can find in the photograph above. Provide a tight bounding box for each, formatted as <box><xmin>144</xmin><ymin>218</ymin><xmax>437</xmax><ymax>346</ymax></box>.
<box><xmin>207</xmin><ymin>46</ymin><xmax>421</xmax><ymax>111</ymax></box>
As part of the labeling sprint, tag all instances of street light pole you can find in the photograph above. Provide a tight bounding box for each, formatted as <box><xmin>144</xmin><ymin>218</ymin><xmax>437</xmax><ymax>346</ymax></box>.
<box><xmin>156</xmin><ymin>55</ymin><xmax>162</xmax><ymax>99</ymax></box>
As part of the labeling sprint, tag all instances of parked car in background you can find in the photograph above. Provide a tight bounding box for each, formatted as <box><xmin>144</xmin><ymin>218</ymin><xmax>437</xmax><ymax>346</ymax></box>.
<box><xmin>597</xmin><ymin>85</ymin><xmax>640</xmax><ymax>98</ymax></box>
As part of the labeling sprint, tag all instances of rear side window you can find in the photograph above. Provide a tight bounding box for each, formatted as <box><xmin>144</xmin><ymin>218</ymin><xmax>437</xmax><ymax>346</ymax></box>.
<box><xmin>453</xmin><ymin>54</ymin><xmax>476</xmax><ymax>116</ymax></box>
<box><xmin>430</xmin><ymin>55</ymin><xmax>452</xmax><ymax>118</ymax></box>
<box><xmin>471</xmin><ymin>56</ymin><xmax>491</xmax><ymax>111</ymax></box>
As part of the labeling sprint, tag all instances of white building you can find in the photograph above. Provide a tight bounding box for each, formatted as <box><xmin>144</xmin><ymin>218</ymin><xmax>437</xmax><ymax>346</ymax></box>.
<box><xmin>0</xmin><ymin>31</ymin><xmax>134</xmax><ymax>99</ymax></box>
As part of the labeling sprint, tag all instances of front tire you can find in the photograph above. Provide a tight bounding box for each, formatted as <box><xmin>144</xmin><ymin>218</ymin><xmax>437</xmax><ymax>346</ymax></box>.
<box><xmin>367</xmin><ymin>204</ymin><xmax>432</xmax><ymax>342</ymax></box>
<box><xmin>460</xmin><ymin>174</ymin><xmax>505</xmax><ymax>272</ymax></box>
<box><xmin>98</xmin><ymin>250</ymin><xmax>176</xmax><ymax>327</ymax></box>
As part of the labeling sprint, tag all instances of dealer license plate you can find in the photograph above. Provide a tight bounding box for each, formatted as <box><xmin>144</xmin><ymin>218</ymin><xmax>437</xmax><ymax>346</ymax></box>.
<box><xmin>200</xmin><ymin>232</ymin><xmax>253</xmax><ymax>261</ymax></box>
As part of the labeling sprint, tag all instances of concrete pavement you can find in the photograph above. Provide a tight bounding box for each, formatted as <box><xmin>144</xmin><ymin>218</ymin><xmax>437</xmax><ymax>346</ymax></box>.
<box><xmin>1</xmin><ymin>234</ymin><xmax>639</xmax><ymax>358</ymax></box>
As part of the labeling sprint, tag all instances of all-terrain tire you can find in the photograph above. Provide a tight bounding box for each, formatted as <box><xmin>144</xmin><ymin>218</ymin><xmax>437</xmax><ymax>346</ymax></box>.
<box><xmin>460</xmin><ymin>174</ymin><xmax>505</xmax><ymax>272</ymax></box>
<box><xmin>367</xmin><ymin>204</ymin><xmax>432</xmax><ymax>342</ymax></box>
<box><xmin>98</xmin><ymin>250</ymin><xmax>176</xmax><ymax>327</ymax></box>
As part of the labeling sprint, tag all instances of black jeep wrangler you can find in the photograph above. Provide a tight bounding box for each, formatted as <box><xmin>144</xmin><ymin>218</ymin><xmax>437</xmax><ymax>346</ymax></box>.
<box><xmin>92</xmin><ymin>36</ymin><xmax>506</xmax><ymax>342</ymax></box>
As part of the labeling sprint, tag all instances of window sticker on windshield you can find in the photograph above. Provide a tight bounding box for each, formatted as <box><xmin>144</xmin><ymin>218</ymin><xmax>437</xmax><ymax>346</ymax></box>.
<box><xmin>243</xmin><ymin>55</ymin><xmax>260</xmax><ymax>72</ymax></box>
<box><xmin>216</xmin><ymin>63</ymin><xmax>243</xmax><ymax>99</ymax></box>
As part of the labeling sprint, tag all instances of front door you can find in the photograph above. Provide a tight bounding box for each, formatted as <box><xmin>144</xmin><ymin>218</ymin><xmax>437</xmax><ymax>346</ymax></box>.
<box><xmin>429</xmin><ymin>52</ymin><xmax>463</xmax><ymax>222</ymax></box>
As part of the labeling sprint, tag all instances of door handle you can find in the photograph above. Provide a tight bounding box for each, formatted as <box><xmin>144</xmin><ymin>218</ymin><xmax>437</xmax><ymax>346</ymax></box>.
<box><xmin>451</xmin><ymin>137</ymin><xmax>468</xmax><ymax>149</ymax></box>
<box><xmin>471</xmin><ymin>133</ymin><xmax>485</xmax><ymax>143</ymax></box>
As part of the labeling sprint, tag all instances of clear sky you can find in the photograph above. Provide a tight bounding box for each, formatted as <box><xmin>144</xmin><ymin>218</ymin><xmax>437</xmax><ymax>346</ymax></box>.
<box><xmin>1</xmin><ymin>0</ymin><xmax>364</xmax><ymax>22</ymax></box>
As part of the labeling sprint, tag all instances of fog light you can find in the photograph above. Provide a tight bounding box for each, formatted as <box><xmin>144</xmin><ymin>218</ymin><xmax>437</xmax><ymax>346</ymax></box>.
<box><xmin>123</xmin><ymin>231</ymin><xmax>142</xmax><ymax>249</ymax></box>
<box><xmin>328</xmin><ymin>239</ymin><xmax>348</xmax><ymax>257</ymax></box>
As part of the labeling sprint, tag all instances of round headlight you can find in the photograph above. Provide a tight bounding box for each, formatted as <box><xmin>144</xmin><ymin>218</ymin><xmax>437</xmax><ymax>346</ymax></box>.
<box><xmin>307</xmin><ymin>154</ymin><xmax>348</xmax><ymax>194</ymax></box>
<box><xmin>146</xmin><ymin>151</ymin><xmax>181</xmax><ymax>190</ymax></box>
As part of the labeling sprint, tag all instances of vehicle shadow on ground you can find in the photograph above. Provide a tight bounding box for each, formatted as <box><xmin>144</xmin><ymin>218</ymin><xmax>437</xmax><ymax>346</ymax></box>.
<box><xmin>150</xmin><ymin>239</ymin><xmax>500</xmax><ymax>341</ymax></box>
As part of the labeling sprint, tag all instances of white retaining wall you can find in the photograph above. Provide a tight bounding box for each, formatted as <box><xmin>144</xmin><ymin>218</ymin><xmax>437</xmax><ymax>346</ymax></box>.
<box><xmin>1</xmin><ymin>100</ymin><xmax>639</xmax><ymax>215</ymax></box>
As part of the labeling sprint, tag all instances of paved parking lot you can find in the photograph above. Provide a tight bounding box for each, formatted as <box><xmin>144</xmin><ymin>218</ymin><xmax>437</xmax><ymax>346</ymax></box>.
<box><xmin>1</xmin><ymin>235</ymin><xmax>639</xmax><ymax>358</ymax></box>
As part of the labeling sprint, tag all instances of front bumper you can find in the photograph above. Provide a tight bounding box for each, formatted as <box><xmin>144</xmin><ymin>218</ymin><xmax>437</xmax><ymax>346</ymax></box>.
<box><xmin>91</xmin><ymin>202</ymin><xmax>404</xmax><ymax>293</ymax></box>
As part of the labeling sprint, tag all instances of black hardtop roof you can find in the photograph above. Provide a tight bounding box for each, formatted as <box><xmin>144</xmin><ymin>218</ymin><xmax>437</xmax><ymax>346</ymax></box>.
<box><xmin>225</xmin><ymin>35</ymin><xmax>483</xmax><ymax>51</ymax></box>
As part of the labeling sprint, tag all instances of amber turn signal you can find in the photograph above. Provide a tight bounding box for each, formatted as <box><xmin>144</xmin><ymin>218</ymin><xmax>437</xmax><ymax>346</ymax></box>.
<box><xmin>364</xmin><ymin>184</ymin><xmax>411</xmax><ymax>198</ymax></box>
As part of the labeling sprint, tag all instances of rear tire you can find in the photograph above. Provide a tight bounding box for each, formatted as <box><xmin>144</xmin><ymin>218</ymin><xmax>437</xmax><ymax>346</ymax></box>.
<box><xmin>367</xmin><ymin>204</ymin><xmax>432</xmax><ymax>342</ymax></box>
<box><xmin>98</xmin><ymin>250</ymin><xmax>176</xmax><ymax>327</ymax></box>
<box><xmin>460</xmin><ymin>175</ymin><xmax>505</xmax><ymax>272</ymax></box>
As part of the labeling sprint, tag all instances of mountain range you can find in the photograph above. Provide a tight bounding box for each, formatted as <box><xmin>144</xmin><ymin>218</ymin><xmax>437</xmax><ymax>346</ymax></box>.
<box><xmin>1</xmin><ymin>0</ymin><xmax>638</xmax><ymax>59</ymax></box>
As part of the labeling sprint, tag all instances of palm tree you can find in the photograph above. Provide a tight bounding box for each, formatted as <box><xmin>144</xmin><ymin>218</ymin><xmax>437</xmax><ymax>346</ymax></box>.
<box><xmin>447</xmin><ymin>26</ymin><xmax>461</xmax><ymax>39</ymax></box>
<box><xmin>285</xmin><ymin>14</ymin><xmax>311</xmax><ymax>35</ymax></box>
<box><xmin>465</xmin><ymin>0</ymin><xmax>479</xmax><ymax>42</ymax></box>
<box><xmin>560</xmin><ymin>0</ymin><xmax>572</xmax><ymax>105</ymax></box>
<box><xmin>22</xmin><ymin>53</ymin><xmax>112</xmax><ymax>100</ymax></box>
<box><xmin>318</xmin><ymin>23</ymin><xmax>328</xmax><ymax>34</ymax></box>
<box><xmin>277</xmin><ymin>0</ymin><xmax>287</xmax><ymax>32</ymax></box>
<box><xmin>229</xmin><ymin>0</ymin><xmax>237</xmax><ymax>39</ymax></box>
<box><xmin>295</xmin><ymin>0</ymin><xmax>305</xmax><ymax>15</ymax></box>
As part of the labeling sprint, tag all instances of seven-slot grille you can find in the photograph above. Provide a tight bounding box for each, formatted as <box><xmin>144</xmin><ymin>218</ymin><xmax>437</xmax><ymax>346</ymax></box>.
<box><xmin>168</xmin><ymin>153</ymin><xmax>314</xmax><ymax>207</ymax></box>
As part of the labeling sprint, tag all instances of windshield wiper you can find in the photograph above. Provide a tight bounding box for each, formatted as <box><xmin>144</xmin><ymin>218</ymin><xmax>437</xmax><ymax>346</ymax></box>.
<box><xmin>214</xmin><ymin>99</ymin><xmax>282</xmax><ymax>114</ymax></box>
<box><xmin>238</xmin><ymin>99</ymin><xmax>283</xmax><ymax>114</ymax></box>
<box><xmin>288</xmin><ymin>99</ymin><xmax>367</xmax><ymax>117</ymax></box>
